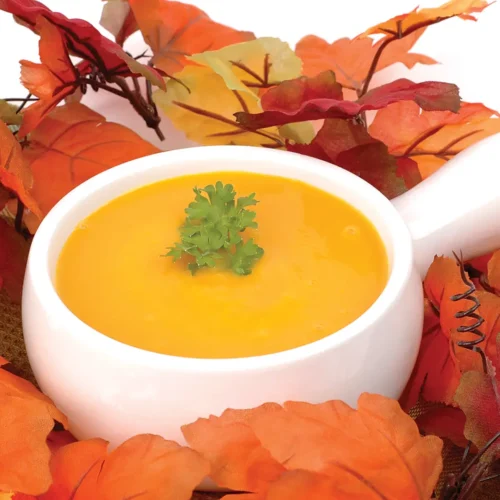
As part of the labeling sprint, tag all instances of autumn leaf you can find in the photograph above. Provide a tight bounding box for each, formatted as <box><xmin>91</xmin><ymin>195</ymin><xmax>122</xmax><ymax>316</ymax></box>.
<box><xmin>129</xmin><ymin>0</ymin><xmax>254</xmax><ymax>75</ymax></box>
<box><xmin>41</xmin><ymin>435</ymin><xmax>209</xmax><ymax>500</ymax></box>
<box><xmin>415</xmin><ymin>406</ymin><xmax>468</xmax><ymax>448</ymax></box>
<box><xmin>0</xmin><ymin>121</ymin><xmax>41</xmax><ymax>217</ymax></box>
<box><xmin>19</xmin><ymin>16</ymin><xmax>78</xmax><ymax>137</ymax></box>
<box><xmin>0</xmin><ymin>361</ymin><xmax>68</xmax><ymax>495</ymax></box>
<box><xmin>370</xmin><ymin>101</ymin><xmax>500</xmax><ymax>179</ymax></box>
<box><xmin>0</xmin><ymin>219</ymin><xmax>29</xmax><ymax>302</ymax></box>
<box><xmin>487</xmin><ymin>249</ymin><xmax>500</xmax><ymax>291</ymax></box>
<box><xmin>184</xmin><ymin>393</ymin><xmax>443</xmax><ymax>499</ymax></box>
<box><xmin>23</xmin><ymin>103</ymin><xmax>159</xmax><ymax>217</ymax></box>
<box><xmin>100</xmin><ymin>0</ymin><xmax>138</xmax><ymax>46</ymax></box>
<box><xmin>287</xmin><ymin>118</ymin><xmax>405</xmax><ymax>199</ymax></box>
<box><xmin>236</xmin><ymin>74</ymin><xmax>460</xmax><ymax>129</ymax></box>
<box><xmin>0</xmin><ymin>0</ymin><xmax>165</xmax><ymax>88</ymax></box>
<box><xmin>362</xmin><ymin>0</ymin><xmax>490</xmax><ymax>38</ymax></box>
<box><xmin>154</xmin><ymin>38</ymin><xmax>301</xmax><ymax>146</ymax></box>
<box><xmin>296</xmin><ymin>29</ymin><xmax>436</xmax><ymax>93</ymax></box>
<box><xmin>0</xmin><ymin>101</ymin><xmax>22</xmax><ymax>126</ymax></box>
<box><xmin>454</xmin><ymin>333</ymin><xmax>500</xmax><ymax>452</ymax></box>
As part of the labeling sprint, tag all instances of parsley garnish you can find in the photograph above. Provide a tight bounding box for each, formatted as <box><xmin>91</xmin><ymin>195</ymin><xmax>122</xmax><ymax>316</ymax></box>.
<box><xmin>166</xmin><ymin>181</ymin><xmax>264</xmax><ymax>276</ymax></box>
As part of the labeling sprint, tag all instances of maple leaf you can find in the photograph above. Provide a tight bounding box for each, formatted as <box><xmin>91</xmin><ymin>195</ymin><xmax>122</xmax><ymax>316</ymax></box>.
<box><xmin>296</xmin><ymin>29</ymin><xmax>436</xmax><ymax>93</ymax></box>
<box><xmin>22</xmin><ymin>103</ymin><xmax>159</xmax><ymax>217</ymax></box>
<box><xmin>0</xmin><ymin>219</ymin><xmax>29</xmax><ymax>302</ymax></box>
<box><xmin>100</xmin><ymin>0</ymin><xmax>138</xmax><ymax>46</ymax></box>
<box><xmin>0</xmin><ymin>360</ymin><xmax>68</xmax><ymax>495</ymax></box>
<box><xmin>236</xmin><ymin>74</ymin><xmax>460</xmax><ymax>129</ymax></box>
<box><xmin>286</xmin><ymin>118</ymin><xmax>405</xmax><ymax>199</ymax></box>
<box><xmin>454</xmin><ymin>333</ymin><xmax>500</xmax><ymax>453</ymax></box>
<box><xmin>128</xmin><ymin>0</ymin><xmax>254</xmax><ymax>75</ymax></box>
<box><xmin>154</xmin><ymin>38</ymin><xmax>301</xmax><ymax>146</ymax></box>
<box><xmin>0</xmin><ymin>0</ymin><xmax>164</xmax><ymax>87</ymax></box>
<box><xmin>363</xmin><ymin>0</ymin><xmax>490</xmax><ymax>38</ymax></box>
<box><xmin>184</xmin><ymin>393</ymin><xmax>443</xmax><ymax>499</ymax></box>
<box><xmin>370</xmin><ymin>101</ymin><xmax>500</xmax><ymax>181</ymax></box>
<box><xmin>19</xmin><ymin>16</ymin><xmax>78</xmax><ymax>137</ymax></box>
<box><xmin>0</xmin><ymin>121</ymin><xmax>41</xmax><ymax>218</ymax></box>
<box><xmin>40</xmin><ymin>435</ymin><xmax>209</xmax><ymax>500</ymax></box>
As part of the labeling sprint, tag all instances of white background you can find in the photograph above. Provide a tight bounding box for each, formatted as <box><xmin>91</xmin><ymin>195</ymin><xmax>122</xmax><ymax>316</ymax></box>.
<box><xmin>1</xmin><ymin>0</ymin><xmax>499</xmax><ymax>148</ymax></box>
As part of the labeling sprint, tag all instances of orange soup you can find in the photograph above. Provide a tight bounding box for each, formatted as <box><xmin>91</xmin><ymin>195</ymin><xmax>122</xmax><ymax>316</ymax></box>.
<box><xmin>56</xmin><ymin>172</ymin><xmax>388</xmax><ymax>358</ymax></box>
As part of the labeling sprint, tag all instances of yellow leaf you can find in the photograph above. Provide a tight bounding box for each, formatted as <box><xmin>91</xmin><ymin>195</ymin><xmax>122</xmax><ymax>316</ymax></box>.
<box><xmin>0</xmin><ymin>101</ymin><xmax>22</xmax><ymax>126</ymax></box>
<box><xmin>0</xmin><ymin>493</ymin><xmax>13</xmax><ymax>500</ymax></box>
<box><xmin>155</xmin><ymin>38</ymin><xmax>301</xmax><ymax>147</ymax></box>
<box><xmin>279</xmin><ymin>123</ymin><xmax>316</xmax><ymax>145</ymax></box>
<box><xmin>190</xmin><ymin>37</ymin><xmax>302</xmax><ymax>93</ymax></box>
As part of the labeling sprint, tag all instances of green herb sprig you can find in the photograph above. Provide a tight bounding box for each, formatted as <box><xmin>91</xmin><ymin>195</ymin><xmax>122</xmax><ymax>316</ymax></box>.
<box><xmin>166</xmin><ymin>181</ymin><xmax>264</xmax><ymax>276</ymax></box>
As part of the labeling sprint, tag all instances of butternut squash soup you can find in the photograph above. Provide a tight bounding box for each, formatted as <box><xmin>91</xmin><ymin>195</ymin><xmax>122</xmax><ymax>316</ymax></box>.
<box><xmin>56</xmin><ymin>172</ymin><xmax>388</xmax><ymax>358</ymax></box>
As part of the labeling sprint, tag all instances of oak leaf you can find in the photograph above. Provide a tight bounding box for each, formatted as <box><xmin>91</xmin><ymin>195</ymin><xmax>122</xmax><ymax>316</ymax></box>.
<box><xmin>236</xmin><ymin>74</ymin><xmax>460</xmax><ymax>129</ymax></box>
<box><xmin>41</xmin><ymin>435</ymin><xmax>209</xmax><ymax>500</ymax></box>
<box><xmin>287</xmin><ymin>118</ymin><xmax>405</xmax><ymax>199</ymax></box>
<box><xmin>100</xmin><ymin>0</ymin><xmax>138</xmax><ymax>46</ymax></box>
<box><xmin>369</xmin><ymin>101</ymin><xmax>500</xmax><ymax>180</ymax></box>
<box><xmin>0</xmin><ymin>219</ymin><xmax>29</xmax><ymax>302</ymax></box>
<box><xmin>129</xmin><ymin>0</ymin><xmax>254</xmax><ymax>75</ymax></box>
<box><xmin>0</xmin><ymin>121</ymin><xmax>41</xmax><ymax>217</ymax></box>
<box><xmin>487</xmin><ymin>249</ymin><xmax>500</xmax><ymax>291</ymax></box>
<box><xmin>23</xmin><ymin>103</ymin><xmax>159</xmax><ymax>217</ymax></box>
<box><xmin>154</xmin><ymin>38</ymin><xmax>301</xmax><ymax>146</ymax></box>
<box><xmin>184</xmin><ymin>393</ymin><xmax>443</xmax><ymax>499</ymax></box>
<box><xmin>296</xmin><ymin>30</ymin><xmax>436</xmax><ymax>92</ymax></box>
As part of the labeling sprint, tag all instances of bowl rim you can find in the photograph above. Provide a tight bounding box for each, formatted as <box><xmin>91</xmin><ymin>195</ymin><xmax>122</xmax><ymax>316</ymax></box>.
<box><xmin>25</xmin><ymin>145</ymin><xmax>414</xmax><ymax>373</ymax></box>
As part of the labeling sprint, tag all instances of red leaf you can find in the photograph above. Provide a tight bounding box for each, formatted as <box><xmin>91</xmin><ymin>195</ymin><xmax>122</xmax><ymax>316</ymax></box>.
<box><xmin>415</xmin><ymin>406</ymin><xmax>468</xmax><ymax>448</ymax></box>
<box><xmin>236</xmin><ymin>76</ymin><xmax>459</xmax><ymax>129</ymax></box>
<box><xmin>287</xmin><ymin>118</ymin><xmax>405</xmax><ymax>199</ymax></box>
<box><xmin>19</xmin><ymin>16</ymin><xmax>78</xmax><ymax>137</ymax></box>
<box><xmin>100</xmin><ymin>0</ymin><xmax>138</xmax><ymax>46</ymax></box>
<box><xmin>0</xmin><ymin>0</ymin><xmax>165</xmax><ymax>88</ymax></box>
<box><xmin>454</xmin><ymin>335</ymin><xmax>500</xmax><ymax>452</ymax></box>
<box><xmin>0</xmin><ymin>219</ymin><xmax>29</xmax><ymax>302</ymax></box>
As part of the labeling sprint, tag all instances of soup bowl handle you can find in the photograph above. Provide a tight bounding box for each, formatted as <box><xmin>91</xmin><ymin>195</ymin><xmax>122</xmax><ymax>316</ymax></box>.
<box><xmin>391</xmin><ymin>133</ymin><xmax>500</xmax><ymax>278</ymax></box>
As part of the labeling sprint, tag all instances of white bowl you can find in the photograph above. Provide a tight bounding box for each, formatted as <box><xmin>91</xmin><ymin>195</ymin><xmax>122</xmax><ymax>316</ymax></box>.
<box><xmin>22</xmin><ymin>137</ymin><xmax>500</xmax><ymax>447</ymax></box>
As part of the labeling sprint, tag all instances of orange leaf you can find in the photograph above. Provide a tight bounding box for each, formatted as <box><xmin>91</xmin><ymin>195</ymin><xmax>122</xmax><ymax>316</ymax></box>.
<box><xmin>0</xmin><ymin>397</ymin><xmax>54</xmax><ymax>495</ymax></box>
<box><xmin>296</xmin><ymin>29</ymin><xmax>435</xmax><ymax>92</ymax></box>
<box><xmin>185</xmin><ymin>394</ymin><xmax>442</xmax><ymax>499</ymax></box>
<box><xmin>19</xmin><ymin>16</ymin><xmax>78</xmax><ymax>138</ymax></box>
<box><xmin>0</xmin><ymin>219</ymin><xmax>29</xmax><ymax>302</ymax></box>
<box><xmin>128</xmin><ymin>0</ymin><xmax>254</xmax><ymax>75</ymax></box>
<box><xmin>182</xmin><ymin>404</ymin><xmax>285</xmax><ymax>492</ymax></box>
<box><xmin>400</xmin><ymin>299</ymin><xmax>462</xmax><ymax>409</ymax></box>
<box><xmin>0</xmin><ymin>358</ymin><xmax>67</xmax><ymax>427</ymax></box>
<box><xmin>487</xmin><ymin>249</ymin><xmax>500</xmax><ymax>291</ymax></box>
<box><xmin>0</xmin><ymin>121</ymin><xmax>41</xmax><ymax>218</ymax></box>
<box><xmin>362</xmin><ymin>0</ymin><xmax>489</xmax><ymax>38</ymax></box>
<box><xmin>42</xmin><ymin>435</ymin><xmax>209</xmax><ymax>500</ymax></box>
<box><xmin>369</xmin><ymin>101</ymin><xmax>500</xmax><ymax>180</ymax></box>
<box><xmin>23</xmin><ymin>103</ymin><xmax>160</xmax><ymax>216</ymax></box>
